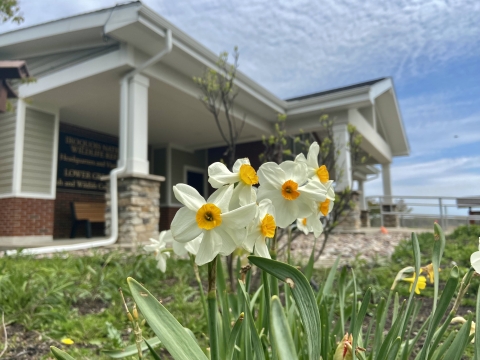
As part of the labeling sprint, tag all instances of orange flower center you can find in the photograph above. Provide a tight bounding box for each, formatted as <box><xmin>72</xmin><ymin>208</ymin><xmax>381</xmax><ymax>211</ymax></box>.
<box><xmin>196</xmin><ymin>203</ymin><xmax>222</xmax><ymax>230</ymax></box>
<box><xmin>316</xmin><ymin>165</ymin><xmax>329</xmax><ymax>183</ymax></box>
<box><xmin>260</xmin><ymin>214</ymin><xmax>276</xmax><ymax>238</ymax></box>
<box><xmin>281</xmin><ymin>180</ymin><xmax>300</xmax><ymax>200</ymax></box>
<box><xmin>239</xmin><ymin>163</ymin><xmax>259</xmax><ymax>185</ymax></box>
<box><xmin>319</xmin><ymin>199</ymin><xmax>330</xmax><ymax>216</ymax></box>
<box><xmin>302</xmin><ymin>218</ymin><xmax>307</xmax><ymax>226</ymax></box>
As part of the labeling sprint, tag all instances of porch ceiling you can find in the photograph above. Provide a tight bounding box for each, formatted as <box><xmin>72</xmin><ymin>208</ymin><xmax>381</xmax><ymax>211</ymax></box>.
<box><xmin>28</xmin><ymin>68</ymin><xmax>267</xmax><ymax>150</ymax></box>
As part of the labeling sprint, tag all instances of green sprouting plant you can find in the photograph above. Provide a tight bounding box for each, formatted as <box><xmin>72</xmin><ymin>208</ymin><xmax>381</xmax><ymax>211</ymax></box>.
<box><xmin>49</xmin><ymin>150</ymin><xmax>480</xmax><ymax>360</ymax></box>
<box><xmin>50</xmin><ymin>224</ymin><xmax>480</xmax><ymax>360</ymax></box>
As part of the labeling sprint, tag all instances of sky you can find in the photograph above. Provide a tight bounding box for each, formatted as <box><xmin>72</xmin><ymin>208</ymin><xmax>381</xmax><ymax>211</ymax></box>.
<box><xmin>2</xmin><ymin>0</ymin><xmax>480</xmax><ymax>215</ymax></box>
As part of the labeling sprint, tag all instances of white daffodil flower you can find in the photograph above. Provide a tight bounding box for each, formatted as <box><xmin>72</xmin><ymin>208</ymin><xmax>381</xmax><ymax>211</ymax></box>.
<box><xmin>318</xmin><ymin>180</ymin><xmax>335</xmax><ymax>215</ymax></box>
<box><xmin>470</xmin><ymin>237</ymin><xmax>480</xmax><ymax>273</ymax></box>
<box><xmin>257</xmin><ymin>161</ymin><xmax>328</xmax><ymax>228</ymax></box>
<box><xmin>208</xmin><ymin>158</ymin><xmax>258</xmax><ymax>208</ymax></box>
<box><xmin>172</xmin><ymin>234</ymin><xmax>202</xmax><ymax>257</ymax></box>
<box><xmin>170</xmin><ymin>183</ymin><xmax>257</xmax><ymax>265</ymax></box>
<box><xmin>296</xmin><ymin>181</ymin><xmax>335</xmax><ymax>237</ymax></box>
<box><xmin>296</xmin><ymin>214</ymin><xmax>323</xmax><ymax>238</ymax></box>
<box><xmin>244</xmin><ymin>199</ymin><xmax>276</xmax><ymax>258</ymax></box>
<box><xmin>144</xmin><ymin>230</ymin><xmax>171</xmax><ymax>273</ymax></box>
<box><xmin>295</xmin><ymin>141</ymin><xmax>330</xmax><ymax>183</ymax></box>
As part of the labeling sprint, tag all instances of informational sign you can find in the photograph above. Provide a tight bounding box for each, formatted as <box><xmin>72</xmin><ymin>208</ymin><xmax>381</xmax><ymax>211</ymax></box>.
<box><xmin>56</xmin><ymin>131</ymin><xmax>118</xmax><ymax>192</ymax></box>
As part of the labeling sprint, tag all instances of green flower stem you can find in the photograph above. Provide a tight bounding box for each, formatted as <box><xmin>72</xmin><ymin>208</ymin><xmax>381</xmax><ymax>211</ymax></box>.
<box><xmin>207</xmin><ymin>256</ymin><xmax>219</xmax><ymax>360</ymax></box>
<box><xmin>452</xmin><ymin>267</ymin><xmax>475</xmax><ymax>314</ymax></box>
<box><xmin>190</xmin><ymin>254</ymin><xmax>207</xmax><ymax>318</ymax></box>
<box><xmin>270</xmin><ymin>232</ymin><xmax>279</xmax><ymax>297</ymax></box>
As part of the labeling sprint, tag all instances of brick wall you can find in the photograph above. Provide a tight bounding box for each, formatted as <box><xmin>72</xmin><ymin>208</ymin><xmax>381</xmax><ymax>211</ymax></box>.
<box><xmin>54</xmin><ymin>190</ymin><xmax>105</xmax><ymax>239</ymax></box>
<box><xmin>0</xmin><ymin>197</ymin><xmax>54</xmax><ymax>236</ymax></box>
<box><xmin>159</xmin><ymin>206</ymin><xmax>180</xmax><ymax>231</ymax></box>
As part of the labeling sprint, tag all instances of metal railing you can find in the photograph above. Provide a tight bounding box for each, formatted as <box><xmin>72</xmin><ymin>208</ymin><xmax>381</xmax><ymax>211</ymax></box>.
<box><xmin>365</xmin><ymin>195</ymin><xmax>480</xmax><ymax>229</ymax></box>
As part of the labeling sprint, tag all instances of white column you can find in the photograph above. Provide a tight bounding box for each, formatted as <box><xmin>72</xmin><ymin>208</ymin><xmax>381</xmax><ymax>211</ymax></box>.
<box><xmin>382</xmin><ymin>163</ymin><xmax>393</xmax><ymax>204</ymax></box>
<box><xmin>333</xmin><ymin>123</ymin><xmax>352</xmax><ymax>191</ymax></box>
<box><xmin>126</xmin><ymin>74</ymin><xmax>150</xmax><ymax>174</ymax></box>
<box><xmin>358</xmin><ymin>180</ymin><xmax>366</xmax><ymax>210</ymax></box>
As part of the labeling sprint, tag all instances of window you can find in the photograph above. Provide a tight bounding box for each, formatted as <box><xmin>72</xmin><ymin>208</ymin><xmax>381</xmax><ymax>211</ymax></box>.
<box><xmin>184</xmin><ymin>166</ymin><xmax>206</xmax><ymax>197</ymax></box>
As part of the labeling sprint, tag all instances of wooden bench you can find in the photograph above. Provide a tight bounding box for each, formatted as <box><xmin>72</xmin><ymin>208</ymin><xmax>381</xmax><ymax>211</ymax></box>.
<box><xmin>70</xmin><ymin>202</ymin><xmax>106</xmax><ymax>239</ymax></box>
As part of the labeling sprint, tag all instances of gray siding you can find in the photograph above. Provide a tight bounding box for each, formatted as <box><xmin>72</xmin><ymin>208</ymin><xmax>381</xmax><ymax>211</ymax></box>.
<box><xmin>21</xmin><ymin>108</ymin><xmax>55</xmax><ymax>194</ymax></box>
<box><xmin>0</xmin><ymin>109</ymin><xmax>16</xmax><ymax>194</ymax></box>
<box><xmin>153</xmin><ymin>148</ymin><xmax>167</xmax><ymax>204</ymax></box>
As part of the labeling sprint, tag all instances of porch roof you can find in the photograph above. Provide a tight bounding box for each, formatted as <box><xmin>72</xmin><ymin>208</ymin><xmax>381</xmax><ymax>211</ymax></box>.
<box><xmin>0</xmin><ymin>1</ymin><xmax>409</xmax><ymax>160</ymax></box>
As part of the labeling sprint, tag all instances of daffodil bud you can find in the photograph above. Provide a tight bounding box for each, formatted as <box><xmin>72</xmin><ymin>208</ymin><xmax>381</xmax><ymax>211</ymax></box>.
<box><xmin>333</xmin><ymin>333</ymin><xmax>366</xmax><ymax>360</ymax></box>
<box><xmin>132</xmin><ymin>304</ymin><xmax>139</xmax><ymax>320</ymax></box>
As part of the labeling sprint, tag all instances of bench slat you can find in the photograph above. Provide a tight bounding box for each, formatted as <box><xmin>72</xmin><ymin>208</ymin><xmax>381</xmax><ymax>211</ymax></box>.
<box><xmin>72</xmin><ymin>202</ymin><xmax>106</xmax><ymax>222</ymax></box>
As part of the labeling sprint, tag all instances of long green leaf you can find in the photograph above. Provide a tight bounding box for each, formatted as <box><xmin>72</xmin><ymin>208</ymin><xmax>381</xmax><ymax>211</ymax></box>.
<box><xmin>103</xmin><ymin>337</ymin><xmax>161</xmax><ymax>358</ymax></box>
<box><xmin>50</xmin><ymin>346</ymin><xmax>76</xmax><ymax>360</ymax></box>
<box><xmin>432</xmin><ymin>223</ymin><xmax>445</xmax><ymax>315</ymax></box>
<box><xmin>418</xmin><ymin>266</ymin><xmax>459</xmax><ymax>360</ymax></box>
<box><xmin>145</xmin><ymin>339</ymin><xmax>162</xmax><ymax>360</ymax></box>
<box><xmin>238</xmin><ymin>280</ymin><xmax>266</xmax><ymax>360</ymax></box>
<box><xmin>249</xmin><ymin>256</ymin><xmax>321</xmax><ymax>360</ymax></box>
<box><xmin>442</xmin><ymin>313</ymin><xmax>473</xmax><ymax>360</ymax></box>
<box><xmin>476</xmin><ymin>284</ymin><xmax>480</xmax><ymax>360</ymax></box>
<box><xmin>386</xmin><ymin>337</ymin><xmax>402</xmax><ymax>360</ymax></box>
<box><xmin>271</xmin><ymin>295</ymin><xmax>299</xmax><ymax>360</ymax></box>
<box><xmin>353</xmin><ymin>287</ymin><xmax>371</xmax><ymax>342</ymax></box>
<box><xmin>127</xmin><ymin>277</ymin><xmax>208</xmax><ymax>360</ymax></box>
<box><xmin>320</xmin><ymin>256</ymin><xmax>340</xmax><ymax>304</ymax></box>
<box><xmin>304</xmin><ymin>237</ymin><xmax>317</xmax><ymax>281</ymax></box>
<box><xmin>226</xmin><ymin>312</ymin><xmax>244</xmax><ymax>360</ymax></box>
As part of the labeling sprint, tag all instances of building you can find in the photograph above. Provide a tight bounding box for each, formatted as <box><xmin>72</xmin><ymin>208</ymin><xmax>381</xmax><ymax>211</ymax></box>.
<box><xmin>0</xmin><ymin>2</ymin><xmax>409</xmax><ymax>248</ymax></box>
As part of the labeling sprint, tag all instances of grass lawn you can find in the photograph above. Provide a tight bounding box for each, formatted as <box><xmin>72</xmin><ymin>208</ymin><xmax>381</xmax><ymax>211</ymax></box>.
<box><xmin>0</xmin><ymin>250</ymin><xmax>207</xmax><ymax>359</ymax></box>
<box><xmin>1</xmin><ymin>225</ymin><xmax>479</xmax><ymax>359</ymax></box>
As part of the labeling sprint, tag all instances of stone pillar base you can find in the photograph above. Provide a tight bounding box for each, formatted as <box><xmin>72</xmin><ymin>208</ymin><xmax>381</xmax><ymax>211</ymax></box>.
<box><xmin>382</xmin><ymin>204</ymin><xmax>399</xmax><ymax>227</ymax></box>
<box><xmin>336</xmin><ymin>191</ymin><xmax>361</xmax><ymax>230</ymax></box>
<box><xmin>360</xmin><ymin>210</ymin><xmax>370</xmax><ymax>227</ymax></box>
<box><xmin>105</xmin><ymin>173</ymin><xmax>164</xmax><ymax>244</ymax></box>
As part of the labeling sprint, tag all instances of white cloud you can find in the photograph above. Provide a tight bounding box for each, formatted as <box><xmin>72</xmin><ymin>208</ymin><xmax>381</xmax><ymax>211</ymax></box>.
<box><xmin>2</xmin><ymin>0</ymin><xmax>479</xmax><ymax>98</ymax></box>
<box><xmin>365</xmin><ymin>156</ymin><xmax>480</xmax><ymax>198</ymax></box>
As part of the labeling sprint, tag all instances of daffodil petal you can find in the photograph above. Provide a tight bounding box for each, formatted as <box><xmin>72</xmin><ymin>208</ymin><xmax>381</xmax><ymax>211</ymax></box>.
<box><xmin>208</xmin><ymin>162</ymin><xmax>240</xmax><ymax>188</ymax></box>
<box><xmin>299</xmin><ymin>180</ymin><xmax>328</xmax><ymax>202</ymax></box>
<box><xmin>216</xmin><ymin>227</ymin><xmax>239</xmax><ymax>255</ymax></box>
<box><xmin>232</xmin><ymin>158</ymin><xmax>251</xmax><ymax>173</ymax></box>
<box><xmin>310</xmin><ymin>215</ymin><xmax>324</xmax><ymax>237</ymax></box>
<box><xmin>185</xmin><ymin>234</ymin><xmax>202</xmax><ymax>255</ymax></box>
<box><xmin>207</xmin><ymin>184</ymin><xmax>233</xmax><ymax>213</ymax></box>
<box><xmin>279</xmin><ymin>161</ymin><xmax>308</xmax><ymax>185</ymax></box>
<box><xmin>258</xmin><ymin>199</ymin><xmax>275</xmax><ymax>219</ymax></box>
<box><xmin>235</xmin><ymin>182</ymin><xmax>256</xmax><ymax>207</ymax></box>
<box><xmin>173</xmin><ymin>184</ymin><xmax>206</xmax><ymax>211</ymax></box>
<box><xmin>471</xmin><ymin>251</ymin><xmax>480</xmax><ymax>273</ymax></box>
<box><xmin>295</xmin><ymin>152</ymin><xmax>307</xmax><ymax>164</ymax></box>
<box><xmin>258</xmin><ymin>162</ymin><xmax>285</xmax><ymax>189</ymax></box>
<box><xmin>296</xmin><ymin>218</ymin><xmax>309</xmax><ymax>235</ymax></box>
<box><xmin>272</xmin><ymin>197</ymin><xmax>299</xmax><ymax>228</ymax></box>
<box><xmin>222</xmin><ymin>202</ymin><xmax>257</xmax><ymax>229</ymax></box>
<box><xmin>244</xmin><ymin>231</ymin><xmax>260</xmax><ymax>253</ymax></box>
<box><xmin>195</xmin><ymin>230</ymin><xmax>220</xmax><ymax>265</ymax></box>
<box><xmin>306</xmin><ymin>142</ymin><xmax>320</xmax><ymax>172</ymax></box>
<box><xmin>297</xmin><ymin>198</ymin><xmax>315</xmax><ymax>218</ymax></box>
<box><xmin>156</xmin><ymin>254</ymin><xmax>167</xmax><ymax>273</ymax></box>
<box><xmin>254</xmin><ymin>238</ymin><xmax>271</xmax><ymax>259</ymax></box>
<box><xmin>172</xmin><ymin>239</ymin><xmax>188</xmax><ymax>256</ymax></box>
<box><xmin>171</xmin><ymin>207</ymin><xmax>202</xmax><ymax>243</ymax></box>
<box><xmin>257</xmin><ymin>186</ymin><xmax>278</xmax><ymax>203</ymax></box>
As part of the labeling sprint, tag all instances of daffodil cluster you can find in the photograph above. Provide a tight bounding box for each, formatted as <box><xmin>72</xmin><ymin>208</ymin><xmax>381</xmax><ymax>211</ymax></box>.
<box><xmin>168</xmin><ymin>142</ymin><xmax>335</xmax><ymax>266</ymax></box>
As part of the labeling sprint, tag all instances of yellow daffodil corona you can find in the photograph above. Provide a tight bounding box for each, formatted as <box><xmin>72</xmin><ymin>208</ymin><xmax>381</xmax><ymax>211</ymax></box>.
<box><xmin>402</xmin><ymin>272</ymin><xmax>427</xmax><ymax>294</ymax></box>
